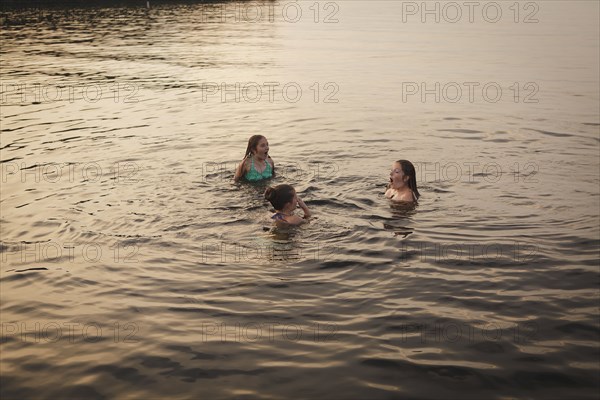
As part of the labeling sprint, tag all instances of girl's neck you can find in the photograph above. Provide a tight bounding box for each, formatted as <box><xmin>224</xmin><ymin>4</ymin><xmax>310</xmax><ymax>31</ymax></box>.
<box><xmin>391</xmin><ymin>183</ymin><xmax>408</xmax><ymax>191</ymax></box>
<box><xmin>279</xmin><ymin>202</ymin><xmax>297</xmax><ymax>214</ymax></box>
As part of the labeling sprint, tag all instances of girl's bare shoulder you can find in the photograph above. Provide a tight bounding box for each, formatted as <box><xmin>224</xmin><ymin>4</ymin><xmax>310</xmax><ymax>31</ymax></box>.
<box><xmin>286</xmin><ymin>215</ymin><xmax>306</xmax><ymax>226</ymax></box>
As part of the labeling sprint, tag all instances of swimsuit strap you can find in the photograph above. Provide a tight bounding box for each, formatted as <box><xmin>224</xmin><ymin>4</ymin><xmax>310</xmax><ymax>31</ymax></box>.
<box><xmin>244</xmin><ymin>156</ymin><xmax>273</xmax><ymax>181</ymax></box>
<box><xmin>253</xmin><ymin>158</ymin><xmax>270</xmax><ymax>175</ymax></box>
<box><xmin>271</xmin><ymin>212</ymin><xmax>288</xmax><ymax>221</ymax></box>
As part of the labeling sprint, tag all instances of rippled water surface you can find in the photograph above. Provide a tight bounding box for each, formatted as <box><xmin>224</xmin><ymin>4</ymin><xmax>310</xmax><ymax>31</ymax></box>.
<box><xmin>1</xmin><ymin>1</ymin><xmax>599</xmax><ymax>399</ymax></box>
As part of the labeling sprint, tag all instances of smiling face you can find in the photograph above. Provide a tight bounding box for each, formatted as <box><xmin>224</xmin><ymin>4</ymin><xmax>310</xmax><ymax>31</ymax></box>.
<box><xmin>252</xmin><ymin>137</ymin><xmax>270</xmax><ymax>160</ymax></box>
<box><xmin>390</xmin><ymin>162</ymin><xmax>408</xmax><ymax>189</ymax></box>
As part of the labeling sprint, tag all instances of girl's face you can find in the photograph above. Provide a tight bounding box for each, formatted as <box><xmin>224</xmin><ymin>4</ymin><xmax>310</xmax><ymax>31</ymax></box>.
<box><xmin>286</xmin><ymin>191</ymin><xmax>298</xmax><ymax>211</ymax></box>
<box><xmin>390</xmin><ymin>162</ymin><xmax>408</xmax><ymax>188</ymax></box>
<box><xmin>253</xmin><ymin>138</ymin><xmax>269</xmax><ymax>159</ymax></box>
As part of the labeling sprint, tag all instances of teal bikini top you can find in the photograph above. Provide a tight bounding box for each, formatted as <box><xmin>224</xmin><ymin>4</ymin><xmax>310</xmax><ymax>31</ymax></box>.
<box><xmin>244</xmin><ymin>157</ymin><xmax>273</xmax><ymax>182</ymax></box>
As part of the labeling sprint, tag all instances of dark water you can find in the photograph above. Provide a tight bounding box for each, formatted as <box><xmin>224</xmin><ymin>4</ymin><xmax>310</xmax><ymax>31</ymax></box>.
<box><xmin>1</xmin><ymin>2</ymin><xmax>599</xmax><ymax>399</ymax></box>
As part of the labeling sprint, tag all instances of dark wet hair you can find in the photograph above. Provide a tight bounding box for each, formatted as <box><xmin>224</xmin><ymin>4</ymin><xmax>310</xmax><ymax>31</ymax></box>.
<box><xmin>264</xmin><ymin>184</ymin><xmax>295</xmax><ymax>210</ymax></box>
<box><xmin>244</xmin><ymin>135</ymin><xmax>266</xmax><ymax>158</ymax></box>
<box><xmin>396</xmin><ymin>160</ymin><xmax>420</xmax><ymax>200</ymax></box>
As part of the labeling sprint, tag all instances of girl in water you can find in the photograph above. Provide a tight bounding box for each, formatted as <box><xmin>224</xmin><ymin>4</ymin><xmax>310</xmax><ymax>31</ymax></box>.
<box><xmin>265</xmin><ymin>184</ymin><xmax>311</xmax><ymax>226</ymax></box>
<box><xmin>234</xmin><ymin>135</ymin><xmax>275</xmax><ymax>182</ymax></box>
<box><xmin>385</xmin><ymin>160</ymin><xmax>420</xmax><ymax>203</ymax></box>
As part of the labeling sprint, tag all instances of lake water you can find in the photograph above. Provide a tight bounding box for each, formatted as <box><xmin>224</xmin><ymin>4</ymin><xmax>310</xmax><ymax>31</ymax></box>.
<box><xmin>1</xmin><ymin>1</ymin><xmax>599</xmax><ymax>399</ymax></box>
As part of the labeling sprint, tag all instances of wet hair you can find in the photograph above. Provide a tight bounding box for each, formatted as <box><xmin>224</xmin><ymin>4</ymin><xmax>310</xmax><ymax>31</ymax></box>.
<box><xmin>396</xmin><ymin>160</ymin><xmax>420</xmax><ymax>200</ymax></box>
<box><xmin>264</xmin><ymin>184</ymin><xmax>295</xmax><ymax>210</ymax></box>
<box><xmin>244</xmin><ymin>135</ymin><xmax>266</xmax><ymax>158</ymax></box>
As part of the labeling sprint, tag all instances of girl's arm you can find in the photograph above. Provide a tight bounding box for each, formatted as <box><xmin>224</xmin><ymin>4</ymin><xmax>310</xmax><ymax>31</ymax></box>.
<box><xmin>234</xmin><ymin>158</ymin><xmax>248</xmax><ymax>182</ymax></box>
<box><xmin>268</xmin><ymin>156</ymin><xmax>275</xmax><ymax>177</ymax></box>
<box><xmin>297</xmin><ymin>197</ymin><xmax>311</xmax><ymax>218</ymax></box>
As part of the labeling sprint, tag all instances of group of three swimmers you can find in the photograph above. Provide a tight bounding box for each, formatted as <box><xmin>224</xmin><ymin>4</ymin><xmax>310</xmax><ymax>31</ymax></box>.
<box><xmin>233</xmin><ymin>135</ymin><xmax>420</xmax><ymax>226</ymax></box>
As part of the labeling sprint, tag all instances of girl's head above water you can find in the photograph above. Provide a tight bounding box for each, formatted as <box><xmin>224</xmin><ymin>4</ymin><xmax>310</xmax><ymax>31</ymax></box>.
<box><xmin>244</xmin><ymin>135</ymin><xmax>269</xmax><ymax>159</ymax></box>
<box><xmin>234</xmin><ymin>135</ymin><xmax>274</xmax><ymax>182</ymax></box>
<box><xmin>264</xmin><ymin>184</ymin><xmax>296</xmax><ymax>211</ymax></box>
<box><xmin>265</xmin><ymin>184</ymin><xmax>311</xmax><ymax>226</ymax></box>
<box><xmin>389</xmin><ymin>159</ymin><xmax>420</xmax><ymax>200</ymax></box>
